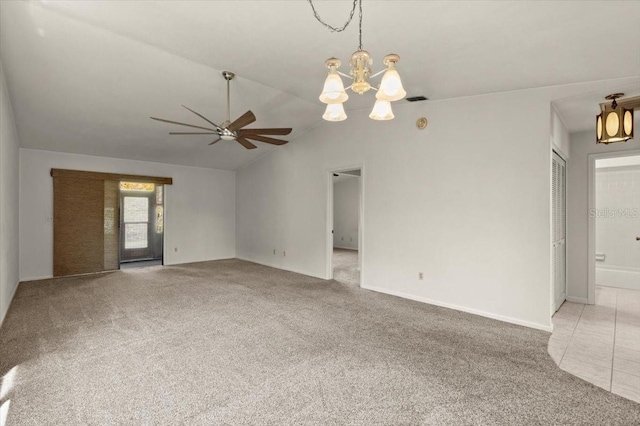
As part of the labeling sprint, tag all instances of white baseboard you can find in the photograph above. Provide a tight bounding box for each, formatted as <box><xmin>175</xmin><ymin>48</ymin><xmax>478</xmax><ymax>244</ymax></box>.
<box><xmin>360</xmin><ymin>284</ymin><xmax>553</xmax><ymax>332</ymax></box>
<box><xmin>236</xmin><ymin>257</ymin><xmax>325</xmax><ymax>280</ymax></box>
<box><xmin>164</xmin><ymin>256</ymin><xmax>236</xmax><ymax>267</ymax></box>
<box><xmin>0</xmin><ymin>281</ymin><xmax>19</xmax><ymax>329</ymax></box>
<box><xmin>333</xmin><ymin>246</ymin><xmax>358</xmax><ymax>251</ymax></box>
<box><xmin>19</xmin><ymin>275</ymin><xmax>54</xmax><ymax>282</ymax></box>
<box><xmin>566</xmin><ymin>296</ymin><xmax>589</xmax><ymax>304</ymax></box>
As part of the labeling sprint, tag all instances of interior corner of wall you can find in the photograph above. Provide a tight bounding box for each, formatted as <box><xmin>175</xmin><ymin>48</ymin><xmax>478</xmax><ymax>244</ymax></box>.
<box><xmin>0</xmin><ymin>278</ymin><xmax>19</xmax><ymax>330</ymax></box>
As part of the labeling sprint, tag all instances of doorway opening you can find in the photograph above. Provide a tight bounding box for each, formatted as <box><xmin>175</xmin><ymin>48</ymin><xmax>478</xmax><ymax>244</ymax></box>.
<box><xmin>588</xmin><ymin>150</ymin><xmax>640</xmax><ymax>303</ymax></box>
<box><xmin>119</xmin><ymin>181</ymin><xmax>164</xmax><ymax>269</ymax></box>
<box><xmin>593</xmin><ymin>154</ymin><xmax>640</xmax><ymax>292</ymax></box>
<box><xmin>327</xmin><ymin>167</ymin><xmax>363</xmax><ymax>286</ymax></box>
<box><xmin>551</xmin><ymin>150</ymin><xmax>640</xmax><ymax>398</ymax></box>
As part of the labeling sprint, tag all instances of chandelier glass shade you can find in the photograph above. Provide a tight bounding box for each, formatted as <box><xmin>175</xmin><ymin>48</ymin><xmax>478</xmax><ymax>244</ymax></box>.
<box><xmin>596</xmin><ymin>94</ymin><xmax>634</xmax><ymax>144</ymax></box>
<box><xmin>319</xmin><ymin>65</ymin><xmax>349</xmax><ymax>104</ymax></box>
<box><xmin>323</xmin><ymin>102</ymin><xmax>348</xmax><ymax>122</ymax></box>
<box><xmin>369</xmin><ymin>100</ymin><xmax>394</xmax><ymax>120</ymax></box>
<box><xmin>376</xmin><ymin>58</ymin><xmax>406</xmax><ymax>102</ymax></box>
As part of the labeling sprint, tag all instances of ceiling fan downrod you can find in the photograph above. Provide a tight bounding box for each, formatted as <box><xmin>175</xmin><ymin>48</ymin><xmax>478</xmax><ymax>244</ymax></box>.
<box><xmin>222</xmin><ymin>71</ymin><xmax>235</xmax><ymax>126</ymax></box>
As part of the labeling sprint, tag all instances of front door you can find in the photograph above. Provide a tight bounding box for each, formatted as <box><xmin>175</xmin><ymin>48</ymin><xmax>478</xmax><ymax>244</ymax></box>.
<box><xmin>121</xmin><ymin>193</ymin><xmax>153</xmax><ymax>262</ymax></box>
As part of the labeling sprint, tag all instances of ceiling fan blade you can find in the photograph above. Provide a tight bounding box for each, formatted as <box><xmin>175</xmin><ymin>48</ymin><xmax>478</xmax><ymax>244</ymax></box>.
<box><xmin>235</xmin><ymin>136</ymin><xmax>257</xmax><ymax>150</ymax></box>
<box><xmin>227</xmin><ymin>110</ymin><xmax>256</xmax><ymax>132</ymax></box>
<box><xmin>243</xmin><ymin>134</ymin><xmax>289</xmax><ymax>146</ymax></box>
<box><xmin>208</xmin><ymin>138</ymin><xmax>222</xmax><ymax>146</ymax></box>
<box><xmin>150</xmin><ymin>117</ymin><xmax>217</xmax><ymax>132</ymax></box>
<box><xmin>181</xmin><ymin>105</ymin><xmax>220</xmax><ymax>129</ymax></box>
<box><xmin>169</xmin><ymin>132</ymin><xmax>217</xmax><ymax>135</ymax></box>
<box><xmin>238</xmin><ymin>128</ymin><xmax>292</xmax><ymax>136</ymax></box>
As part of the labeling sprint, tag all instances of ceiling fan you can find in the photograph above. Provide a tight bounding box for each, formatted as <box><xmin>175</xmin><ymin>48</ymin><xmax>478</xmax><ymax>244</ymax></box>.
<box><xmin>151</xmin><ymin>71</ymin><xmax>292</xmax><ymax>150</ymax></box>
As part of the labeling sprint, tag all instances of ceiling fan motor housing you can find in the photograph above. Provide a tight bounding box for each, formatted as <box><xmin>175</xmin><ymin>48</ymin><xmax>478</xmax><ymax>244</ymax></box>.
<box><xmin>220</xmin><ymin>128</ymin><xmax>236</xmax><ymax>140</ymax></box>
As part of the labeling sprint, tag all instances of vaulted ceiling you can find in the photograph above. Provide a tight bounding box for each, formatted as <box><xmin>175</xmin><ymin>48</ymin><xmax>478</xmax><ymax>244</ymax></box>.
<box><xmin>2</xmin><ymin>1</ymin><xmax>639</xmax><ymax>169</ymax></box>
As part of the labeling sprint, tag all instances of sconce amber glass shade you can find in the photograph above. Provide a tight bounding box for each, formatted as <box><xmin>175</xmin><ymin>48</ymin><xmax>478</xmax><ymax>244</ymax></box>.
<box><xmin>597</xmin><ymin>105</ymin><xmax>634</xmax><ymax>144</ymax></box>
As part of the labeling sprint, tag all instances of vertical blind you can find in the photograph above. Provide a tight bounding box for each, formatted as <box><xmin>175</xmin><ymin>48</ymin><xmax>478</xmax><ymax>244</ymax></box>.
<box><xmin>103</xmin><ymin>180</ymin><xmax>120</xmax><ymax>271</ymax></box>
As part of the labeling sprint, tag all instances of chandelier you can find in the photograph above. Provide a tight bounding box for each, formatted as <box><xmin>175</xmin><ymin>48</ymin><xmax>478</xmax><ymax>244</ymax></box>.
<box><xmin>307</xmin><ymin>0</ymin><xmax>406</xmax><ymax>121</ymax></box>
<box><xmin>596</xmin><ymin>93</ymin><xmax>636</xmax><ymax>144</ymax></box>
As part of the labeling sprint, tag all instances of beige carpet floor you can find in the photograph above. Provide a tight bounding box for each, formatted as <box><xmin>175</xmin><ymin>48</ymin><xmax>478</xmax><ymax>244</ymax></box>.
<box><xmin>332</xmin><ymin>248</ymin><xmax>359</xmax><ymax>286</ymax></box>
<box><xmin>1</xmin><ymin>259</ymin><xmax>639</xmax><ymax>425</ymax></box>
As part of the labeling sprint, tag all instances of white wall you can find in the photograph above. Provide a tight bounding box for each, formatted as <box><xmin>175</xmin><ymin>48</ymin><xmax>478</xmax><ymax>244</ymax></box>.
<box><xmin>333</xmin><ymin>177</ymin><xmax>359</xmax><ymax>250</ymax></box>
<box><xmin>567</xmin><ymin>130</ymin><xmax>640</xmax><ymax>302</ymax></box>
<box><xmin>236</xmin><ymin>80</ymin><xmax>622</xmax><ymax>331</ymax></box>
<box><xmin>0</xmin><ymin>63</ymin><xmax>20</xmax><ymax>327</ymax></box>
<box><xmin>19</xmin><ymin>149</ymin><xmax>236</xmax><ymax>281</ymax></box>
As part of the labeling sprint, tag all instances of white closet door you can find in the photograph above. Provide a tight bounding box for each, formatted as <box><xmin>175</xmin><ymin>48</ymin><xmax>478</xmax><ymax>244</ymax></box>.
<box><xmin>552</xmin><ymin>152</ymin><xmax>567</xmax><ymax>312</ymax></box>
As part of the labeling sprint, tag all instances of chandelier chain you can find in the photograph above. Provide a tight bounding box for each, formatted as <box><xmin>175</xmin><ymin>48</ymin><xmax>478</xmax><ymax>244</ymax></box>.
<box><xmin>306</xmin><ymin>0</ymin><xmax>363</xmax><ymax>50</ymax></box>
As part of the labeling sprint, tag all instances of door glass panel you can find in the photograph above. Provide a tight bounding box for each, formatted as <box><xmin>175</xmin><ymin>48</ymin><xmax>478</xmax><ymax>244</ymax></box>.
<box><xmin>124</xmin><ymin>197</ymin><xmax>148</xmax><ymax>222</ymax></box>
<box><xmin>125</xmin><ymin>223</ymin><xmax>148</xmax><ymax>249</ymax></box>
<box><xmin>123</xmin><ymin>197</ymin><xmax>149</xmax><ymax>249</ymax></box>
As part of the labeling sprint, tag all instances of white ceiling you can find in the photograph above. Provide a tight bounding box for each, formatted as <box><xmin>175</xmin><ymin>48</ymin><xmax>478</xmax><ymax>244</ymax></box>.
<box><xmin>553</xmin><ymin>81</ymin><xmax>640</xmax><ymax>133</ymax></box>
<box><xmin>2</xmin><ymin>1</ymin><xmax>640</xmax><ymax>170</ymax></box>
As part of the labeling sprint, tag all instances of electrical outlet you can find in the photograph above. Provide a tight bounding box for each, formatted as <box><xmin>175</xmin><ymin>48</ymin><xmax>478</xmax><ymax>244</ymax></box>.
<box><xmin>418</xmin><ymin>272</ymin><xmax>424</xmax><ymax>280</ymax></box>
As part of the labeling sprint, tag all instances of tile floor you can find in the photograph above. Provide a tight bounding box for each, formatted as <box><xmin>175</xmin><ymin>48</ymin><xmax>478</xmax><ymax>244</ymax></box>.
<box><xmin>549</xmin><ymin>286</ymin><xmax>640</xmax><ymax>404</ymax></box>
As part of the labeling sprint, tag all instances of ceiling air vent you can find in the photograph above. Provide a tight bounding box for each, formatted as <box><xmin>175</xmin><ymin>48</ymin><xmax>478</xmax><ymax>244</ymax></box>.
<box><xmin>406</xmin><ymin>96</ymin><xmax>428</xmax><ymax>102</ymax></box>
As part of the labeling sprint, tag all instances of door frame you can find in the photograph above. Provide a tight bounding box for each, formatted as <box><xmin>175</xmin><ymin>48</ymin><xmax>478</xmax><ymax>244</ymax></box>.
<box><xmin>551</xmin><ymin>150</ymin><xmax>567</xmax><ymax>313</ymax></box>
<box><xmin>118</xmin><ymin>183</ymin><xmax>166</xmax><ymax>266</ymax></box>
<box><xmin>326</xmin><ymin>163</ymin><xmax>365</xmax><ymax>286</ymax></box>
<box><xmin>119</xmin><ymin>192</ymin><xmax>154</xmax><ymax>262</ymax></box>
<box><xmin>587</xmin><ymin>149</ymin><xmax>640</xmax><ymax>304</ymax></box>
